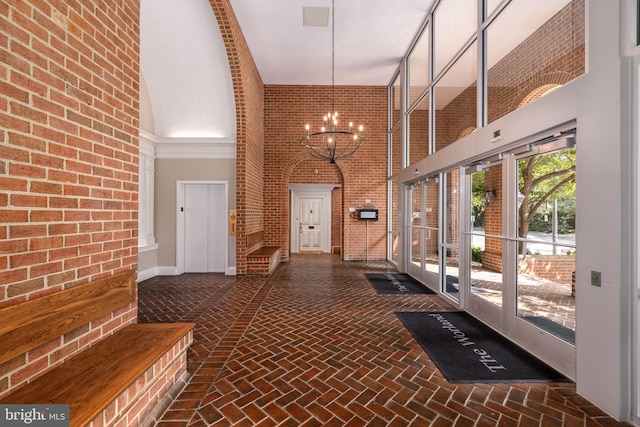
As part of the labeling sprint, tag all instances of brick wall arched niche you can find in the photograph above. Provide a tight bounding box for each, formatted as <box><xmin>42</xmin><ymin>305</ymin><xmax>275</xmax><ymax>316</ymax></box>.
<box><xmin>264</xmin><ymin>85</ymin><xmax>388</xmax><ymax>262</ymax></box>
<box><xmin>285</xmin><ymin>154</ymin><xmax>345</xmax><ymax>257</ymax></box>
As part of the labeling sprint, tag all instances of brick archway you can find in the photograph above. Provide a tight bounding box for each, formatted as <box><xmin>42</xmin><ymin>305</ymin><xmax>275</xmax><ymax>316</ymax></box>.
<box><xmin>278</xmin><ymin>151</ymin><xmax>348</xmax><ymax>259</ymax></box>
<box><xmin>209</xmin><ymin>0</ymin><xmax>264</xmax><ymax>274</ymax></box>
<box><xmin>512</xmin><ymin>71</ymin><xmax>574</xmax><ymax>112</ymax></box>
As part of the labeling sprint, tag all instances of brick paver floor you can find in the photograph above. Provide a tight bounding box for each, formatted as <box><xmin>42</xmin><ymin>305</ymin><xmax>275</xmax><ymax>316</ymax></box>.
<box><xmin>138</xmin><ymin>254</ymin><xmax>628</xmax><ymax>426</ymax></box>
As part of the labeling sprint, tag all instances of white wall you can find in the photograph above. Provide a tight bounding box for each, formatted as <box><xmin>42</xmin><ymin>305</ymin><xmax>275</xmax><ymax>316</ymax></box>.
<box><xmin>575</xmin><ymin>0</ymin><xmax>629</xmax><ymax>419</ymax></box>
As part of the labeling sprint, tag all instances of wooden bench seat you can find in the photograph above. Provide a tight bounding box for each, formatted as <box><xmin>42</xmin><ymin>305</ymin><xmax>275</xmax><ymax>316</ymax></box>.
<box><xmin>0</xmin><ymin>270</ymin><xmax>195</xmax><ymax>426</ymax></box>
<box><xmin>246</xmin><ymin>231</ymin><xmax>281</xmax><ymax>275</ymax></box>
<box><xmin>0</xmin><ymin>323</ymin><xmax>194</xmax><ymax>427</ymax></box>
<box><xmin>247</xmin><ymin>245</ymin><xmax>280</xmax><ymax>257</ymax></box>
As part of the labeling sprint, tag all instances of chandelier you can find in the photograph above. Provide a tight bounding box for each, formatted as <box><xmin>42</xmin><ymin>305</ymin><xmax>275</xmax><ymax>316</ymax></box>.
<box><xmin>299</xmin><ymin>0</ymin><xmax>365</xmax><ymax>164</ymax></box>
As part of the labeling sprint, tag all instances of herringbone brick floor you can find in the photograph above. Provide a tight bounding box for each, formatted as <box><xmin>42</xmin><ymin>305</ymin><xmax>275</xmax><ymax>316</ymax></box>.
<box><xmin>138</xmin><ymin>255</ymin><xmax>628</xmax><ymax>426</ymax></box>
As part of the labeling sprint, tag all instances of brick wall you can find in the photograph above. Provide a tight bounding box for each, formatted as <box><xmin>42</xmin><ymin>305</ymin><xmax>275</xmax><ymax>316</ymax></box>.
<box><xmin>482</xmin><ymin>166</ymin><xmax>503</xmax><ymax>271</ymax></box>
<box><xmin>487</xmin><ymin>0</ymin><xmax>585</xmax><ymax>123</ymax></box>
<box><xmin>209</xmin><ymin>0</ymin><xmax>264</xmax><ymax>275</ymax></box>
<box><xmin>518</xmin><ymin>255</ymin><xmax>576</xmax><ymax>285</ymax></box>
<box><xmin>264</xmin><ymin>85</ymin><xmax>388</xmax><ymax>261</ymax></box>
<box><xmin>0</xmin><ymin>0</ymin><xmax>139</xmax><ymax>394</ymax></box>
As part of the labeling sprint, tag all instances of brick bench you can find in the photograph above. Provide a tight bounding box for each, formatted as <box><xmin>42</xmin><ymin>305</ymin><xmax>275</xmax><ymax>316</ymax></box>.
<box><xmin>0</xmin><ymin>270</ymin><xmax>195</xmax><ymax>427</ymax></box>
<box><xmin>246</xmin><ymin>231</ymin><xmax>281</xmax><ymax>275</ymax></box>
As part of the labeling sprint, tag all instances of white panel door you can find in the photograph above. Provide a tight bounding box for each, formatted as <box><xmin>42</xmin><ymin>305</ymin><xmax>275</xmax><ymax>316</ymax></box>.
<box><xmin>184</xmin><ymin>183</ymin><xmax>226</xmax><ymax>272</ymax></box>
<box><xmin>299</xmin><ymin>197</ymin><xmax>323</xmax><ymax>252</ymax></box>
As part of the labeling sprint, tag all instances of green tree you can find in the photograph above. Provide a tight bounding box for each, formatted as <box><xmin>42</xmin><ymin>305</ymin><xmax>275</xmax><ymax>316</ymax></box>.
<box><xmin>518</xmin><ymin>147</ymin><xmax>576</xmax><ymax>254</ymax></box>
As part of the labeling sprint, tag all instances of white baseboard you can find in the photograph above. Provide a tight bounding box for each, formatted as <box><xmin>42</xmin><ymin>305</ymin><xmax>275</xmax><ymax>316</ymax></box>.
<box><xmin>157</xmin><ymin>266</ymin><xmax>179</xmax><ymax>276</ymax></box>
<box><xmin>137</xmin><ymin>267</ymin><xmax>158</xmax><ymax>282</ymax></box>
<box><xmin>138</xmin><ymin>266</ymin><xmax>236</xmax><ymax>281</ymax></box>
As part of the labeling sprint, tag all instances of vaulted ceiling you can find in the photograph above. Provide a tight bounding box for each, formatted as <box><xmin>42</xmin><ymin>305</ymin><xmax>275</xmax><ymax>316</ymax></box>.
<box><xmin>139</xmin><ymin>0</ymin><xmax>432</xmax><ymax>140</ymax></box>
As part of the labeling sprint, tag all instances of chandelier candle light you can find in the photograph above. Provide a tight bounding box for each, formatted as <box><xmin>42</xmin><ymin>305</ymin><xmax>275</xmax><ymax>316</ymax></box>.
<box><xmin>299</xmin><ymin>0</ymin><xmax>365</xmax><ymax>163</ymax></box>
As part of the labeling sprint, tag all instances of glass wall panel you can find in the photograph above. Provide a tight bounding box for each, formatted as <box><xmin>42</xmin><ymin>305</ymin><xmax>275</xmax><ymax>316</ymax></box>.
<box><xmin>434</xmin><ymin>42</ymin><xmax>478</xmax><ymax>152</ymax></box>
<box><xmin>516</xmin><ymin>145</ymin><xmax>577</xmax><ymax>344</ymax></box>
<box><xmin>389</xmin><ymin>177</ymin><xmax>399</xmax><ymax>264</ymax></box>
<box><xmin>408</xmin><ymin>26</ymin><xmax>429</xmax><ymax>108</ymax></box>
<box><xmin>408</xmin><ymin>95</ymin><xmax>429</xmax><ymax>166</ymax></box>
<box><xmin>443</xmin><ymin>169</ymin><xmax>460</xmax><ymax>299</ymax></box>
<box><xmin>469</xmin><ymin>165</ymin><xmax>503</xmax><ymax>308</ymax></box>
<box><xmin>424</xmin><ymin>178</ymin><xmax>440</xmax><ymax>283</ymax></box>
<box><xmin>487</xmin><ymin>0</ymin><xmax>585</xmax><ymax>124</ymax></box>
<box><xmin>433</xmin><ymin>0</ymin><xmax>477</xmax><ymax>78</ymax></box>
<box><xmin>410</xmin><ymin>184</ymin><xmax>424</xmax><ymax>267</ymax></box>
<box><xmin>486</xmin><ymin>0</ymin><xmax>503</xmax><ymax>20</ymax></box>
<box><xmin>391</xmin><ymin>127</ymin><xmax>402</xmax><ymax>177</ymax></box>
<box><xmin>389</xmin><ymin>129</ymin><xmax>400</xmax><ymax>262</ymax></box>
<box><xmin>391</xmin><ymin>73</ymin><xmax>401</xmax><ymax>128</ymax></box>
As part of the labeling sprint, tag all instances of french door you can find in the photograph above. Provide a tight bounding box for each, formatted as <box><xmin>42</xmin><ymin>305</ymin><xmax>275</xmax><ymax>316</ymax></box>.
<box><xmin>407</xmin><ymin>176</ymin><xmax>440</xmax><ymax>291</ymax></box>
<box><xmin>464</xmin><ymin>133</ymin><xmax>577</xmax><ymax>377</ymax></box>
<box><xmin>405</xmin><ymin>132</ymin><xmax>577</xmax><ymax>377</ymax></box>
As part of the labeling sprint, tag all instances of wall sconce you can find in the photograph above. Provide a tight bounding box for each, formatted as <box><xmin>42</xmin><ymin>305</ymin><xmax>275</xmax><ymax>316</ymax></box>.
<box><xmin>484</xmin><ymin>189</ymin><xmax>496</xmax><ymax>205</ymax></box>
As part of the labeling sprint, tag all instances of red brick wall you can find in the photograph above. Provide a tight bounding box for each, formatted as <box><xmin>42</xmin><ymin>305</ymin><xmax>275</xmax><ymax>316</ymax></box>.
<box><xmin>519</xmin><ymin>255</ymin><xmax>575</xmax><ymax>285</ymax></box>
<box><xmin>409</xmin><ymin>108</ymin><xmax>428</xmax><ymax>165</ymax></box>
<box><xmin>0</xmin><ymin>0</ymin><xmax>139</xmax><ymax>394</ymax></box>
<box><xmin>209</xmin><ymin>0</ymin><xmax>264</xmax><ymax>275</ymax></box>
<box><xmin>487</xmin><ymin>0</ymin><xmax>585</xmax><ymax>123</ymax></box>
<box><xmin>483</xmin><ymin>166</ymin><xmax>503</xmax><ymax>271</ymax></box>
<box><xmin>264</xmin><ymin>85</ymin><xmax>388</xmax><ymax>261</ymax></box>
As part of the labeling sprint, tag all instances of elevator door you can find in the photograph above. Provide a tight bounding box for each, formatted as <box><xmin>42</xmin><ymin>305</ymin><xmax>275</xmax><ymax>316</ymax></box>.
<box><xmin>184</xmin><ymin>183</ymin><xmax>226</xmax><ymax>272</ymax></box>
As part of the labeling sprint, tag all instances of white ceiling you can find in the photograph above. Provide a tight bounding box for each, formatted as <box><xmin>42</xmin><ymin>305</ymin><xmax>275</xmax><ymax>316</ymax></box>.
<box><xmin>228</xmin><ymin>0</ymin><xmax>435</xmax><ymax>86</ymax></box>
<box><xmin>141</xmin><ymin>0</ymin><xmax>236</xmax><ymax>139</ymax></box>
<box><xmin>139</xmin><ymin>0</ymin><xmax>572</xmax><ymax>140</ymax></box>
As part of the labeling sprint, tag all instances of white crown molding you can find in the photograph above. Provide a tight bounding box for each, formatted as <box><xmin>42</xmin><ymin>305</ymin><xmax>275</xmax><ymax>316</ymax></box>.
<box><xmin>155</xmin><ymin>137</ymin><xmax>237</xmax><ymax>159</ymax></box>
<box><xmin>289</xmin><ymin>183</ymin><xmax>341</xmax><ymax>192</ymax></box>
<box><xmin>139</xmin><ymin>130</ymin><xmax>157</xmax><ymax>157</ymax></box>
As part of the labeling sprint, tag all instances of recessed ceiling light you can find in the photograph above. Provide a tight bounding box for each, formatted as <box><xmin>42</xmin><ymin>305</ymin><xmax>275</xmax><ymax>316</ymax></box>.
<box><xmin>303</xmin><ymin>7</ymin><xmax>329</xmax><ymax>27</ymax></box>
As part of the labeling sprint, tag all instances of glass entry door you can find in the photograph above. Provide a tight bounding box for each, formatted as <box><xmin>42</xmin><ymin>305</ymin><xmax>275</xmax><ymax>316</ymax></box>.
<box><xmin>463</xmin><ymin>133</ymin><xmax>577</xmax><ymax>378</ymax></box>
<box><xmin>406</xmin><ymin>176</ymin><xmax>440</xmax><ymax>290</ymax></box>
<box><xmin>515</xmin><ymin>141</ymin><xmax>577</xmax><ymax>345</ymax></box>
<box><xmin>442</xmin><ymin>169</ymin><xmax>460</xmax><ymax>301</ymax></box>
<box><xmin>466</xmin><ymin>161</ymin><xmax>504</xmax><ymax>323</ymax></box>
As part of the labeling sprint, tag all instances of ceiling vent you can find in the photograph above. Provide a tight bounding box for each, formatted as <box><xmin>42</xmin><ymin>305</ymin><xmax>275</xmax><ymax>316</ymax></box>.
<box><xmin>303</xmin><ymin>7</ymin><xmax>329</xmax><ymax>27</ymax></box>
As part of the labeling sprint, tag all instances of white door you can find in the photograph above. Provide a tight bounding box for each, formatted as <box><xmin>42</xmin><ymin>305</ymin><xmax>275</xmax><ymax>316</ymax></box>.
<box><xmin>184</xmin><ymin>183</ymin><xmax>226</xmax><ymax>272</ymax></box>
<box><xmin>299</xmin><ymin>197</ymin><xmax>323</xmax><ymax>252</ymax></box>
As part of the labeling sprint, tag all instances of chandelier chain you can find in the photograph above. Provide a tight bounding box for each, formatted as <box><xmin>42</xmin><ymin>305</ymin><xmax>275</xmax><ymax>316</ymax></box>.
<box><xmin>331</xmin><ymin>0</ymin><xmax>335</xmax><ymax>114</ymax></box>
<box><xmin>299</xmin><ymin>0</ymin><xmax>365</xmax><ymax>163</ymax></box>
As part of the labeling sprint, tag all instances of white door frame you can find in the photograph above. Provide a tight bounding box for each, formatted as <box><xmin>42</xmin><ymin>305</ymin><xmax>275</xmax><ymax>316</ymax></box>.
<box><xmin>176</xmin><ymin>181</ymin><xmax>231</xmax><ymax>275</ymax></box>
<box><xmin>289</xmin><ymin>184</ymin><xmax>340</xmax><ymax>254</ymax></box>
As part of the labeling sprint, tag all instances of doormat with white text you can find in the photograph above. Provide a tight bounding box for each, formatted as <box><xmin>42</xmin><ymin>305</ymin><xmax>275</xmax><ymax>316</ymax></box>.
<box><xmin>364</xmin><ymin>273</ymin><xmax>435</xmax><ymax>295</ymax></box>
<box><xmin>395</xmin><ymin>311</ymin><xmax>568</xmax><ymax>383</ymax></box>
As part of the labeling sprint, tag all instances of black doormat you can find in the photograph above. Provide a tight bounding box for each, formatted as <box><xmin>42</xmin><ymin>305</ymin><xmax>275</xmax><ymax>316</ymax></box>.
<box><xmin>364</xmin><ymin>273</ymin><xmax>435</xmax><ymax>295</ymax></box>
<box><xmin>395</xmin><ymin>311</ymin><xmax>568</xmax><ymax>383</ymax></box>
